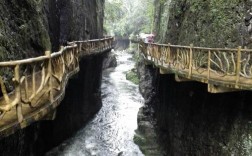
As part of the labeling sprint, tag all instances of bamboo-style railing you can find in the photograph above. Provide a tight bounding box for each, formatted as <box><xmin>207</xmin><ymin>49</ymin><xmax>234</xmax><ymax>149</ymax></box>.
<box><xmin>139</xmin><ymin>41</ymin><xmax>252</xmax><ymax>92</ymax></box>
<box><xmin>0</xmin><ymin>37</ymin><xmax>113</xmax><ymax>136</ymax></box>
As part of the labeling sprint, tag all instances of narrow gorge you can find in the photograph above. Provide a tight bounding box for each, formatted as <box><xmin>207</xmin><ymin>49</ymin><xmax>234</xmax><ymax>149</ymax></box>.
<box><xmin>0</xmin><ymin>0</ymin><xmax>107</xmax><ymax>155</ymax></box>
<box><xmin>1</xmin><ymin>0</ymin><xmax>252</xmax><ymax>156</ymax></box>
<box><xmin>135</xmin><ymin>0</ymin><xmax>252</xmax><ymax>155</ymax></box>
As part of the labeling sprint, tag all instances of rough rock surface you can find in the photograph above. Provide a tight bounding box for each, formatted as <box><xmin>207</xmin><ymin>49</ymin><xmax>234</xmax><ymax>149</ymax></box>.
<box><xmin>152</xmin><ymin>71</ymin><xmax>252</xmax><ymax>156</ymax></box>
<box><xmin>135</xmin><ymin>56</ymin><xmax>165</xmax><ymax>155</ymax></box>
<box><xmin>0</xmin><ymin>1</ymin><xmax>106</xmax><ymax>155</ymax></box>
<box><xmin>138</xmin><ymin>54</ymin><xmax>252</xmax><ymax>155</ymax></box>
<box><xmin>154</xmin><ymin>0</ymin><xmax>252</xmax><ymax>48</ymax></box>
<box><xmin>136</xmin><ymin>1</ymin><xmax>252</xmax><ymax>155</ymax></box>
<box><xmin>0</xmin><ymin>0</ymin><xmax>51</xmax><ymax>60</ymax></box>
<box><xmin>103</xmin><ymin>50</ymin><xmax>117</xmax><ymax>69</ymax></box>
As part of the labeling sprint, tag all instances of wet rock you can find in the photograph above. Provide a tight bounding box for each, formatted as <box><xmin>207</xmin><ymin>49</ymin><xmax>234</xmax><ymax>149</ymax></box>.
<box><xmin>134</xmin><ymin>107</ymin><xmax>164</xmax><ymax>156</ymax></box>
<box><xmin>117</xmin><ymin>151</ymin><xmax>123</xmax><ymax>156</ymax></box>
<box><xmin>136</xmin><ymin>56</ymin><xmax>157</xmax><ymax>103</ymax></box>
<box><xmin>142</xmin><ymin>1</ymin><xmax>252</xmax><ymax>155</ymax></box>
<box><xmin>154</xmin><ymin>0</ymin><xmax>252</xmax><ymax>48</ymax></box>
<box><xmin>137</xmin><ymin>59</ymin><xmax>252</xmax><ymax>155</ymax></box>
<box><xmin>134</xmin><ymin>56</ymin><xmax>165</xmax><ymax>155</ymax></box>
<box><xmin>0</xmin><ymin>1</ymin><xmax>106</xmax><ymax>156</ymax></box>
<box><xmin>126</xmin><ymin>68</ymin><xmax>139</xmax><ymax>85</ymax></box>
<box><xmin>114</xmin><ymin>38</ymin><xmax>130</xmax><ymax>50</ymax></box>
<box><xmin>103</xmin><ymin>51</ymin><xmax>117</xmax><ymax>69</ymax></box>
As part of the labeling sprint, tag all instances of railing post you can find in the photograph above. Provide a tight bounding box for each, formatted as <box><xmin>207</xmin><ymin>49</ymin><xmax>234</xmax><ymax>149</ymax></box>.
<box><xmin>154</xmin><ymin>45</ymin><xmax>158</xmax><ymax>64</ymax></box>
<box><xmin>32</xmin><ymin>65</ymin><xmax>36</xmax><ymax>97</ymax></box>
<box><xmin>60</xmin><ymin>46</ymin><xmax>64</xmax><ymax>51</ymax></box>
<box><xmin>188</xmin><ymin>44</ymin><xmax>193</xmax><ymax>78</ymax></box>
<box><xmin>161</xmin><ymin>46</ymin><xmax>164</xmax><ymax>66</ymax></box>
<box><xmin>79</xmin><ymin>43</ymin><xmax>82</xmax><ymax>53</ymax></box>
<box><xmin>176</xmin><ymin>48</ymin><xmax>179</xmax><ymax>70</ymax></box>
<box><xmin>207</xmin><ymin>50</ymin><xmax>211</xmax><ymax>81</ymax></box>
<box><xmin>166</xmin><ymin>43</ymin><xmax>171</xmax><ymax>65</ymax></box>
<box><xmin>0</xmin><ymin>76</ymin><xmax>10</xmax><ymax>104</ymax></box>
<box><xmin>45</xmin><ymin>51</ymin><xmax>54</xmax><ymax>103</ymax></box>
<box><xmin>150</xmin><ymin>44</ymin><xmax>154</xmax><ymax>61</ymax></box>
<box><xmin>14</xmin><ymin>64</ymin><xmax>23</xmax><ymax>122</ymax></box>
<box><xmin>235</xmin><ymin>46</ymin><xmax>241</xmax><ymax>88</ymax></box>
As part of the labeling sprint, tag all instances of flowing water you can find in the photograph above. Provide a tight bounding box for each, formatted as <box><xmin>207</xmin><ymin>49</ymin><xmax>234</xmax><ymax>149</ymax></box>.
<box><xmin>46</xmin><ymin>51</ymin><xmax>144</xmax><ymax>156</ymax></box>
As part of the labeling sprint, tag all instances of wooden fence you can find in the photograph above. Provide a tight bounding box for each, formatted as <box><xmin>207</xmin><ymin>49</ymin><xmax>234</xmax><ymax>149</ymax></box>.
<box><xmin>0</xmin><ymin>37</ymin><xmax>113</xmax><ymax>137</ymax></box>
<box><xmin>139</xmin><ymin>42</ymin><xmax>252</xmax><ymax>92</ymax></box>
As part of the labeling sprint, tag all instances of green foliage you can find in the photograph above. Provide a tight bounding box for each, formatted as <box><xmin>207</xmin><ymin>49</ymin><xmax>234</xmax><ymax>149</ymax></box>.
<box><xmin>104</xmin><ymin>0</ymin><xmax>154</xmax><ymax>37</ymax></box>
<box><xmin>0</xmin><ymin>0</ymin><xmax>51</xmax><ymax>62</ymax></box>
<box><xmin>126</xmin><ymin>68</ymin><xmax>139</xmax><ymax>84</ymax></box>
<box><xmin>133</xmin><ymin>133</ymin><xmax>147</xmax><ymax>147</ymax></box>
<box><xmin>157</xmin><ymin>0</ymin><xmax>245</xmax><ymax>48</ymax></box>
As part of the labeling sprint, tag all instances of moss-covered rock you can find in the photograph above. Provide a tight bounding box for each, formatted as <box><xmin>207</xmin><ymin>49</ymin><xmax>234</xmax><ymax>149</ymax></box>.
<box><xmin>154</xmin><ymin>0</ymin><xmax>252</xmax><ymax>48</ymax></box>
<box><xmin>126</xmin><ymin>68</ymin><xmax>139</xmax><ymax>84</ymax></box>
<box><xmin>134</xmin><ymin>107</ymin><xmax>164</xmax><ymax>156</ymax></box>
<box><xmin>0</xmin><ymin>0</ymin><xmax>51</xmax><ymax>61</ymax></box>
<box><xmin>0</xmin><ymin>0</ymin><xmax>106</xmax><ymax>155</ymax></box>
<box><xmin>145</xmin><ymin>1</ymin><xmax>252</xmax><ymax>155</ymax></box>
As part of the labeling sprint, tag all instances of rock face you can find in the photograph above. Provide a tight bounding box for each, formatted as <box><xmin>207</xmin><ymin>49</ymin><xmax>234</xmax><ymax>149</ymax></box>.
<box><xmin>137</xmin><ymin>0</ymin><xmax>252</xmax><ymax>155</ymax></box>
<box><xmin>138</xmin><ymin>55</ymin><xmax>252</xmax><ymax>155</ymax></box>
<box><xmin>135</xmin><ymin>57</ymin><xmax>164</xmax><ymax>155</ymax></box>
<box><xmin>143</xmin><ymin>68</ymin><xmax>252</xmax><ymax>155</ymax></box>
<box><xmin>39</xmin><ymin>53</ymin><xmax>108</xmax><ymax>153</ymax></box>
<box><xmin>0</xmin><ymin>0</ymin><xmax>106</xmax><ymax>155</ymax></box>
<box><xmin>115</xmin><ymin>38</ymin><xmax>130</xmax><ymax>50</ymax></box>
<box><xmin>103</xmin><ymin>50</ymin><xmax>117</xmax><ymax>69</ymax></box>
<box><xmin>44</xmin><ymin>0</ymin><xmax>104</xmax><ymax>51</ymax></box>
<box><xmin>0</xmin><ymin>0</ymin><xmax>51</xmax><ymax>60</ymax></box>
<box><xmin>154</xmin><ymin>0</ymin><xmax>252</xmax><ymax>48</ymax></box>
<box><xmin>0</xmin><ymin>0</ymin><xmax>104</xmax><ymax>59</ymax></box>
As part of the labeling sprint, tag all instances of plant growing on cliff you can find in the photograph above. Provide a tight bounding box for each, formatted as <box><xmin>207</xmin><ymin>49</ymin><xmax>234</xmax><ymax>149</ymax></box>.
<box><xmin>104</xmin><ymin>0</ymin><xmax>154</xmax><ymax>37</ymax></box>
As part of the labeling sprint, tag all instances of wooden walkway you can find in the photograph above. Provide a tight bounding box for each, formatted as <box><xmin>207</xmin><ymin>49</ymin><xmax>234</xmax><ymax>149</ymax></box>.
<box><xmin>0</xmin><ymin>37</ymin><xmax>113</xmax><ymax>137</ymax></box>
<box><xmin>139</xmin><ymin>42</ymin><xmax>252</xmax><ymax>93</ymax></box>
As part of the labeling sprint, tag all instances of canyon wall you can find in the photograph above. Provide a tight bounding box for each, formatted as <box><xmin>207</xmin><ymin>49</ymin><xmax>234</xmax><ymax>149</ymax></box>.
<box><xmin>137</xmin><ymin>0</ymin><xmax>252</xmax><ymax>155</ymax></box>
<box><xmin>154</xmin><ymin>0</ymin><xmax>252</xmax><ymax>48</ymax></box>
<box><xmin>0</xmin><ymin>0</ymin><xmax>106</xmax><ymax>155</ymax></box>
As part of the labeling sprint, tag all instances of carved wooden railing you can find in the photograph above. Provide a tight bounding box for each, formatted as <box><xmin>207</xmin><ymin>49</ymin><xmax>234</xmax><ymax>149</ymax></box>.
<box><xmin>139</xmin><ymin>41</ymin><xmax>252</xmax><ymax>92</ymax></box>
<box><xmin>0</xmin><ymin>37</ymin><xmax>113</xmax><ymax>137</ymax></box>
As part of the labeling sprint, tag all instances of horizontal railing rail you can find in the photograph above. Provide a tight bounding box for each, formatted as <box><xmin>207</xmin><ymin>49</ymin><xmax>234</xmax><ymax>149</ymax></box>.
<box><xmin>0</xmin><ymin>37</ymin><xmax>113</xmax><ymax>135</ymax></box>
<box><xmin>139</xmin><ymin>41</ymin><xmax>252</xmax><ymax>91</ymax></box>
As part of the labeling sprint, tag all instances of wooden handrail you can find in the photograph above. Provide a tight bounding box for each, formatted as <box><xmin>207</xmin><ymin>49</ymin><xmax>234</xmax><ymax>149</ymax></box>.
<box><xmin>139</xmin><ymin>41</ymin><xmax>252</xmax><ymax>91</ymax></box>
<box><xmin>0</xmin><ymin>37</ymin><xmax>114</xmax><ymax>128</ymax></box>
<box><xmin>0</xmin><ymin>37</ymin><xmax>114</xmax><ymax>67</ymax></box>
<box><xmin>142</xmin><ymin>42</ymin><xmax>252</xmax><ymax>52</ymax></box>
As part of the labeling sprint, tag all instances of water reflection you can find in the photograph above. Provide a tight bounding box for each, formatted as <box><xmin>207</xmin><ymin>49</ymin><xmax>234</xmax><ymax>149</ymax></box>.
<box><xmin>46</xmin><ymin>51</ymin><xmax>144</xmax><ymax>156</ymax></box>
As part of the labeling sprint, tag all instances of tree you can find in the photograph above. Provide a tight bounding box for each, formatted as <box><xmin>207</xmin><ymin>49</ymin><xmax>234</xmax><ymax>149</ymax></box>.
<box><xmin>104</xmin><ymin>0</ymin><xmax>154</xmax><ymax>37</ymax></box>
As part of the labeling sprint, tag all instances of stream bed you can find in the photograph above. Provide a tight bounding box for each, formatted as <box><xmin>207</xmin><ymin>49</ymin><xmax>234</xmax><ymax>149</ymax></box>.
<box><xmin>46</xmin><ymin>51</ymin><xmax>144</xmax><ymax>156</ymax></box>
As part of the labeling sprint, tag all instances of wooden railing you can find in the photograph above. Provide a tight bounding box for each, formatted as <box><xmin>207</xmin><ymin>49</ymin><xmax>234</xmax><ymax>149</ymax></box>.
<box><xmin>0</xmin><ymin>37</ymin><xmax>113</xmax><ymax>137</ymax></box>
<box><xmin>139</xmin><ymin>41</ymin><xmax>252</xmax><ymax>92</ymax></box>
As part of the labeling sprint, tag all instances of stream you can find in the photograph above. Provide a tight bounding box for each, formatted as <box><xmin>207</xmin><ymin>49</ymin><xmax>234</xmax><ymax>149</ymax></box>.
<box><xmin>46</xmin><ymin>51</ymin><xmax>144</xmax><ymax>156</ymax></box>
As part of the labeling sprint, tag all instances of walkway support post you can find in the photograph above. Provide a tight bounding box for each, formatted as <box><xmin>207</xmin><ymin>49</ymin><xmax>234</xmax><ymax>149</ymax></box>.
<box><xmin>236</xmin><ymin>46</ymin><xmax>241</xmax><ymax>88</ymax></box>
<box><xmin>14</xmin><ymin>64</ymin><xmax>23</xmax><ymax>122</ymax></box>
<box><xmin>207</xmin><ymin>50</ymin><xmax>211</xmax><ymax>80</ymax></box>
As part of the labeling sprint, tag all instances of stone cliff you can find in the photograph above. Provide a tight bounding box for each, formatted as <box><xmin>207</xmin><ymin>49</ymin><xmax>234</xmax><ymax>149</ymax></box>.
<box><xmin>137</xmin><ymin>0</ymin><xmax>252</xmax><ymax>155</ymax></box>
<box><xmin>0</xmin><ymin>0</ymin><xmax>106</xmax><ymax>155</ymax></box>
<box><xmin>154</xmin><ymin>0</ymin><xmax>252</xmax><ymax>48</ymax></box>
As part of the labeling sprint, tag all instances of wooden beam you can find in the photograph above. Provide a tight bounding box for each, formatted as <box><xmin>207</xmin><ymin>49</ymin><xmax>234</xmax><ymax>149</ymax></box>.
<box><xmin>208</xmin><ymin>84</ymin><xmax>239</xmax><ymax>93</ymax></box>
<box><xmin>43</xmin><ymin>110</ymin><xmax>57</xmax><ymax>120</ymax></box>
<box><xmin>175</xmin><ymin>74</ymin><xmax>192</xmax><ymax>82</ymax></box>
<box><xmin>159</xmin><ymin>68</ymin><xmax>170</xmax><ymax>74</ymax></box>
